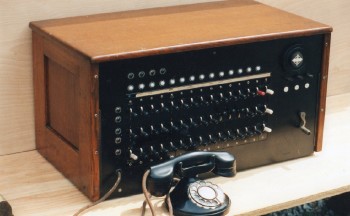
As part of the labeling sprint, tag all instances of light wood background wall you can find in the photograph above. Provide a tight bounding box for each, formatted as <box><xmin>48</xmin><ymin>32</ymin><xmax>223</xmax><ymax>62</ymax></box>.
<box><xmin>0</xmin><ymin>0</ymin><xmax>349</xmax><ymax>156</ymax></box>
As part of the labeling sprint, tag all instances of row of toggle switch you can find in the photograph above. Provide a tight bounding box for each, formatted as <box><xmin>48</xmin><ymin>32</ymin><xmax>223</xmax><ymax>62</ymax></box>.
<box><xmin>126</xmin><ymin>87</ymin><xmax>274</xmax><ymax>117</ymax></box>
<box><xmin>126</xmin><ymin>124</ymin><xmax>272</xmax><ymax>163</ymax></box>
<box><xmin>125</xmin><ymin>107</ymin><xmax>273</xmax><ymax>140</ymax></box>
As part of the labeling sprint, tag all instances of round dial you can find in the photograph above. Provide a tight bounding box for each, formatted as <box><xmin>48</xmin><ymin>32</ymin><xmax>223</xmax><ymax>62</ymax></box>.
<box><xmin>188</xmin><ymin>180</ymin><xmax>226</xmax><ymax>209</ymax></box>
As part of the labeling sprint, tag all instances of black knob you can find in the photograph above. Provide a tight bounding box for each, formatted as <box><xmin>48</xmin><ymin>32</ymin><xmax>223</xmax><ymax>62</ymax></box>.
<box><xmin>246</xmin><ymin>108</ymin><xmax>256</xmax><ymax>117</ymax></box>
<box><xmin>159</xmin><ymin>144</ymin><xmax>170</xmax><ymax>160</ymax></box>
<box><xmin>149</xmin><ymin>146</ymin><xmax>160</xmax><ymax>161</ymax></box>
<box><xmin>187</xmin><ymin>137</ymin><xmax>196</xmax><ymax>149</ymax></box>
<box><xmin>219</xmin><ymin>93</ymin><xmax>229</xmax><ymax>103</ymax></box>
<box><xmin>169</xmin><ymin>142</ymin><xmax>178</xmax><ymax>151</ymax></box>
<box><xmin>227</xmin><ymin>130</ymin><xmax>236</xmax><ymax>140</ymax></box>
<box><xmin>160</xmin><ymin>124</ymin><xmax>169</xmax><ymax>133</ymax></box>
<box><xmin>129</xmin><ymin>129</ymin><xmax>138</xmax><ymax>139</ymax></box>
<box><xmin>247</xmin><ymin>88</ymin><xmax>256</xmax><ymax>97</ymax></box>
<box><xmin>230</xmin><ymin>109</ymin><xmax>237</xmax><ymax>119</ymax></box>
<box><xmin>180</xmin><ymin>120</ymin><xmax>189</xmax><ymax>130</ymax></box>
<box><xmin>129</xmin><ymin>108</ymin><xmax>138</xmax><ymax>117</ymax></box>
<box><xmin>189</xmin><ymin>118</ymin><xmax>198</xmax><ymax>128</ymax></box>
<box><xmin>180</xmin><ymin>99</ymin><xmax>190</xmax><ymax>109</ymax></box>
<box><xmin>170</xmin><ymin>121</ymin><xmax>179</xmax><ymax>132</ymax></box>
<box><xmin>171</xmin><ymin>101</ymin><xmax>179</xmax><ymax>110</ymax></box>
<box><xmin>238</xmin><ymin>90</ymin><xmax>247</xmax><ymax>100</ymax></box>
<box><xmin>140</xmin><ymin>127</ymin><xmax>149</xmax><ymax>138</ymax></box>
<box><xmin>178</xmin><ymin>139</ymin><xmax>186</xmax><ymax>149</ymax></box>
<box><xmin>208</xmin><ymin>134</ymin><xmax>216</xmax><ymax>144</ymax></box>
<box><xmin>217</xmin><ymin>132</ymin><xmax>227</xmax><ymax>141</ymax></box>
<box><xmin>160</xmin><ymin>103</ymin><xmax>169</xmax><ymax>112</ymax></box>
<box><xmin>209</xmin><ymin>115</ymin><xmax>219</xmax><ymax>124</ymax></box>
<box><xmin>228</xmin><ymin>91</ymin><xmax>238</xmax><ymax>101</ymax></box>
<box><xmin>150</xmin><ymin>104</ymin><xmax>159</xmax><ymax>113</ymax></box>
<box><xmin>236</xmin><ymin>129</ymin><xmax>245</xmax><ymax>139</ymax></box>
<box><xmin>210</xmin><ymin>94</ymin><xmax>219</xmax><ymax>104</ymax></box>
<box><xmin>245</xmin><ymin>127</ymin><xmax>254</xmax><ymax>137</ymax></box>
<box><xmin>150</xmin><ymin>125</ymin><xmax>159</xmax><ymax>135</ymax></box>
<box><xmin>200</xmin><ymin>96</ymin><xmax>210</xmax><ymax>106</ymax></box>
<box><xmin>200</xmin><ymin>116</ymin><xmax>209</xmax><ymax>126</ymax></box>
<box><xmin>254</xmin><ymin>126</ymin><xmax>262</xmax><ymax>135</ymax></box>
<box><xmin>255</xmin><ymin>106</ymin><xmax>264</xmax><ymax>115</ymax></box>
<box><xmin>138</xmin><ymin>148</ymin><xmax>148</xmax><ymax>162</ymax></box>
<box><xmin>139</xmin><ymin>106</ymin><xmax>148</xmax><ymax>116</ymax></box>
<box><xmin>198</xmin><ymin>136</ymin><xmax>208</xmax><ymax>146</ymax></box>
<box><xmin>190</xmin><ymin>97</ymin><xmax>199</xmax><ymax>107</ymax></box>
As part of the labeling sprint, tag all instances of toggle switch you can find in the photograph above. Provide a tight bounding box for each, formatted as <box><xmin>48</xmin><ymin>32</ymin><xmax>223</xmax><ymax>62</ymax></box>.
<box><xmin>150</xmin><ymin>125</ymin><xmax>159</xmax><ymax>135</ymax></box>
<box><xmin>200</xmin><ymin>96</ymin><xmax>210</xmax><ymax>106</ymax></box>
<box><xmin>264</xmin><ymin>106</ymin><xmax>274</xmax><ymax>115</ymax></box>
<box><xmin>129</xmin><ymin>150</ymin><xmax>138</xmax><ymax>161</ymax></box>
<box><xmin>189</xmin><ymin>118</ymin><xmax>198</xmax><ymax>128</ymax></box>
<box><xmin>180</xmin><ymin>99</ymin><xmax>189</xmax><ymax>109</ymax></box>
<box><xmin>227</xmin><ymin>130</ymin><xmax>236</xmax><ymax>140</ymax></box>
<box><xmin>150</xmin><ymin>104</ymin><xmax>159</xmax><ymax>113</ymax></box>
<box><xmin>265</xmin><ymin>87</ymin><xmax>274</xmax><ymax>95</ymax></box>
<box><xmin>254</xmin><ymin>126</ymin><xmax>262</xmax><ymax>135</ymax></box>
<box><xmin>180</xmin><ymin>120</ymin><xmax>189</xmax><ymax>130</ymax></box>
<box><xmin>170</xmin><ymin>121</ymin><xmax>179</xmax><ymax>132</ymax></box>
<box><xmin>169</xmin><ymin>142</ymin><xmax>178</xmax><ymax>151</ymax></box>
<box><xmin>129</xmin><ymin>108</ymin><xmax>138</xmax><ymax>117</ymax></box>
<box><xmin>190</xmin><ymin>97</ymin><xmax>199</xmax><ymax>107</ymax></box>
<box><xmin>208</xmin><ymin>134</ymin><xmax>216</xmax><ymax>144</ymax></box>
<box><xmin>236</xmin><ymin>129</ymin><xmax>245</xmax><ymax>139</ymax></box>
<box><xmin>299</xmin><ymin>112</ymin><xmax>311</xmax><ymax>135</ymax></box>
<box><xmin>200</xmin><ymin>116</ymin><xmax>209</xmax><ymax>126</ymax></box>
<box><xmin>139</xmin><ymin>106</ymin><xmax>148</xmax><ymax>116</ymax></box>
<box><xmin>209</xmin><ymin>115</ymin><xmax>219</xmax><ymax>124</ymax></box>
<box><xmin>256</xmin><ymin>87</ymin><xmax>266</xmax><ymax>96</ymax></box>
<box><xmin>160</xmin><ymin>103</ymin><xmax>169</xmax><ymax>112</ymax></box>
<box><xmin>238</xmin><ymin>90</ymin><xmax>247</xmax><ymax>99</ymax></box>
<box><xmin>171</xmin><ymin>101</ymin><xmax>179</xmax><ymax>110</ymax></box>
<box><xmin>160</xmin><ymin>123</ymin><xmax>169</xmax><ymax>133</ymax></box>
<box><xmin>140</xmin><ymin>127</ymin><xmax>149</xmax><ymax>138</ymax></box>
<box><xmin>129</xmin><ymin>129</ymin><xmax>138</xmax><ymax>139</ymax></box>
<box><xmin>263</xmin><ymin>124</ymin><xmax>272</xmax><ymax>133</ymax></box>
<box><xmin>218</xmin><ymin>132</ymin><xmax>227</xmax><ymax>141</ymax></box>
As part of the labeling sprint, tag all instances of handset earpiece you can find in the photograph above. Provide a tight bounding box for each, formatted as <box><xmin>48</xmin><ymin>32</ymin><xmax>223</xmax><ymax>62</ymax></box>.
<box><xmin>147</xmin><ymin>151</ymin><xmax>235</xmax><ymax>196</ymax></box>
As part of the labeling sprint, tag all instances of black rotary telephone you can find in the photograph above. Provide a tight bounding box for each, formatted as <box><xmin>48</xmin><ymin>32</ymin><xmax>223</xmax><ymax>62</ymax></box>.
<box><xmin>145</xmin><ymin>151</ymin><xmax>236</xmax><ymax>216</ymax></box>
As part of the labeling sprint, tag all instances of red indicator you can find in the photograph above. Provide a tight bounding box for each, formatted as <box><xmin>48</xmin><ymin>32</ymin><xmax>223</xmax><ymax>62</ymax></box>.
<box><xmin>257</xmin><ymin>90</ymin><xmax>266</xmax><ymax>96</ymax></box>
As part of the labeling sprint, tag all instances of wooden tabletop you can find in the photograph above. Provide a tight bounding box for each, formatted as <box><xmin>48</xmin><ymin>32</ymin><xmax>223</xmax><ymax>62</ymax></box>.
<box><xmin>29</xmin><ymin>0</ymin><xmax>331</xmax><ymax>62</ymax></box>
<box><xmin>1</xmin><ymin>92</ymin><xmax>349</xmax><ymax>216</ymax></box>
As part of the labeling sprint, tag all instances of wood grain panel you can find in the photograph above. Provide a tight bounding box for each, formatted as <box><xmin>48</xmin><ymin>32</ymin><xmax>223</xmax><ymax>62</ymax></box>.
<box><xmin>0</xmin><ymin>0</ymin><xmax>348</xmax><ymax>156</ymax></box>
<box><xmin>30</xmin><ymin>1</ymin><xmax>331</xmax><ymax>62</ymax></box>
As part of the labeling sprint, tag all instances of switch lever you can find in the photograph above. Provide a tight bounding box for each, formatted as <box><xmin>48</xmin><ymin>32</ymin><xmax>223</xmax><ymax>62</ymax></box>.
<box><xmin>299</xmin><ymin>112</ymin><xmax>311</xmax><ymax>135</ymax></box>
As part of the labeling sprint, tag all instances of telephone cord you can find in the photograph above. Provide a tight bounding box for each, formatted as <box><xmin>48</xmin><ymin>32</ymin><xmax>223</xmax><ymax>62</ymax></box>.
<box><xmin>141</xmin><ymin>170</ymin><xmax>177</xmax><ymax>216</ymax></box>
<box><xmin>73</xmin><ymin>170</ymin><xmax>122</xmax><ymax>216</ymax></box>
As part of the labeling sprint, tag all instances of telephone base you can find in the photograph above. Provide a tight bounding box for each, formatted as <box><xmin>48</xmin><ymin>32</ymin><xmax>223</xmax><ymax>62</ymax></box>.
<box><xmin>168</xmin><ymin>178</ymin><xmax>230</xmax><ymax>216</ymax></box>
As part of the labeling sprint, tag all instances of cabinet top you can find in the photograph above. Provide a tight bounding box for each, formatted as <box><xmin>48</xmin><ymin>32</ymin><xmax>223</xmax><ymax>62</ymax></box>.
<box><xmin>30</xmin><ymin>0</ymin><xmax>332</xmax><ymax>63</ymax></box>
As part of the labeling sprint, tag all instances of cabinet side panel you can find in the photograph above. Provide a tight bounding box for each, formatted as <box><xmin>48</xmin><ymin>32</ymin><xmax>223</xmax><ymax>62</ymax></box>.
<box><xmin>32</xmin><ymin>32</ymin><xmax>46</xmax><ymax>154</ymax></box>
<box><xmin>33</xmin><ymin>32</ymin><xmax>99</xmax><ymax>201</ymax></box>
<box><xmin>315</xmin><ymin>33</ymin><xmax>331</xmax><ymax>152</ymax></box>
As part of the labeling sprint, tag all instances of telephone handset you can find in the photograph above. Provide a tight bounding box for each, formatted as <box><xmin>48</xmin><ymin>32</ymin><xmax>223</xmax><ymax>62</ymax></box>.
<box><xmin>145</xmin><ymin>151</ymin><xmax>236</xmax><ymax>216</ymax></box>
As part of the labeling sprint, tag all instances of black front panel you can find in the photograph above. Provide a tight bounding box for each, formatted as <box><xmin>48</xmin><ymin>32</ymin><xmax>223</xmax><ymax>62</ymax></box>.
<box><xmin>99</xmin><ymin>35</ymin><xmax>324</xmax><ymax>197</ymax></box>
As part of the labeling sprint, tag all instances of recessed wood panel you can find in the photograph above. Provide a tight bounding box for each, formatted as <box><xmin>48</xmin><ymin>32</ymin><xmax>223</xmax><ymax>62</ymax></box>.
<box><xmin>46</xmin><ymin>57</ymin><xmax>79</xmax><ymax>149</ymax></box>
